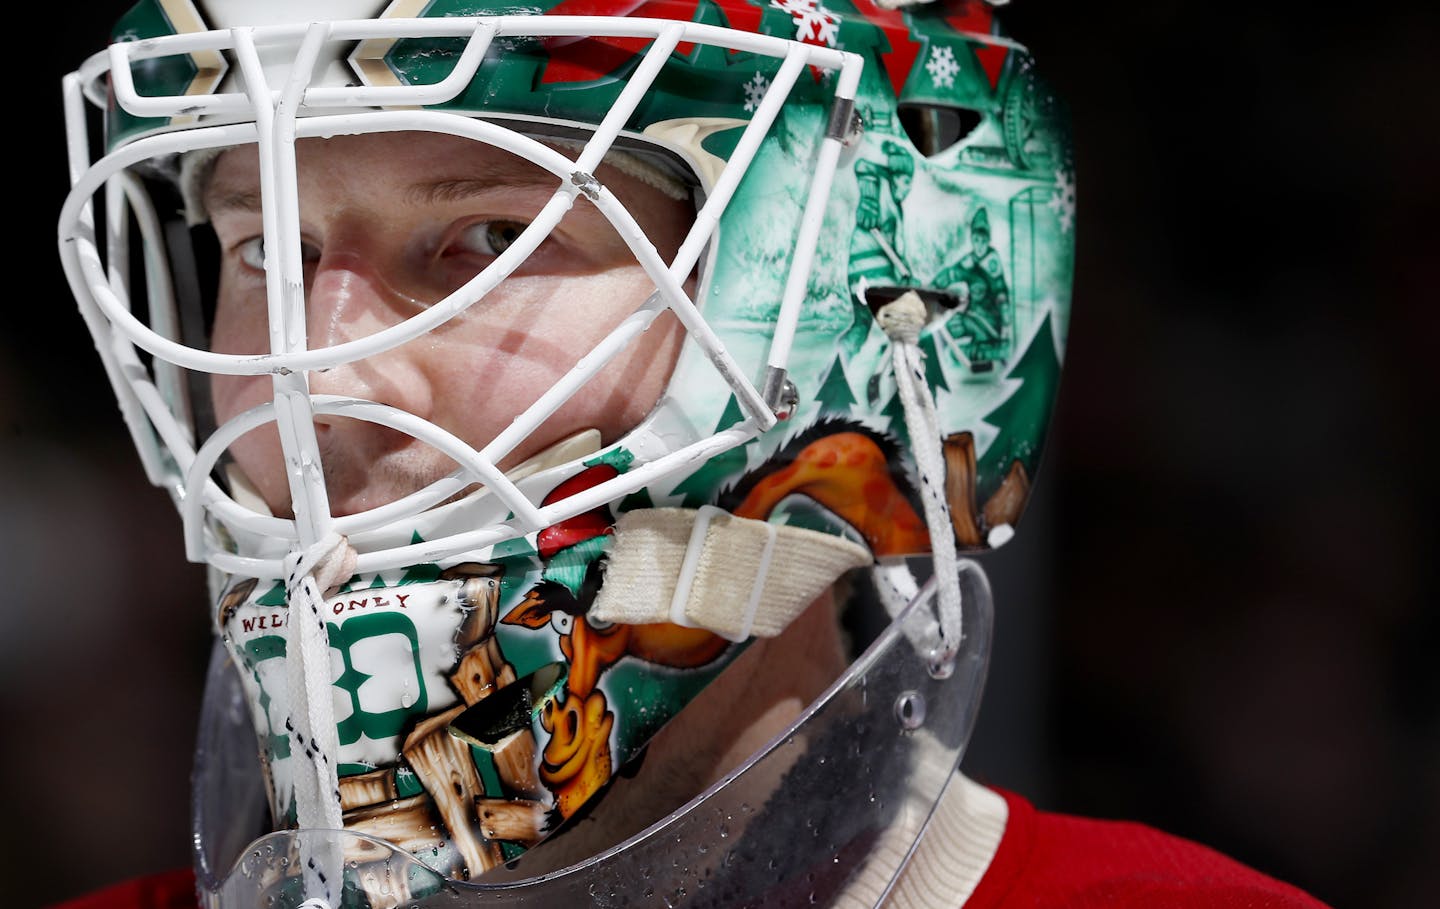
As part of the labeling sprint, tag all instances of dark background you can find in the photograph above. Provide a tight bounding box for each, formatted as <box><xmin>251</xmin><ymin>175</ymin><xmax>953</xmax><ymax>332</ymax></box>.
<box><xmin>5</xmin><ymin>2</ymin><xmax>1435</xmax><ymax>906</ymax></box>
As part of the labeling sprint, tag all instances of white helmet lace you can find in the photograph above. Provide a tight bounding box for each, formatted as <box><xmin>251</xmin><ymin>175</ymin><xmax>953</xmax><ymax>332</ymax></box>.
<box><xmin>282</xmin><ymin>532</ymin><xmax>356</xmax><ymax>905</ymax></box>
<box><xmin>874</xmin><ymin>292</ymin><xmax>963</xmax><ymax>671</ymax></box>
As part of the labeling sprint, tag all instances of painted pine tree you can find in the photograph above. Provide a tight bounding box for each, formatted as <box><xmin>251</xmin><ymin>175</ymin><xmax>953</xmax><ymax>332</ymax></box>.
<box><xmin>815</xmin><ymin>354</ymin><xmax>857</xmax><ymax>415</ymax></box>
<box><xmin>879</xmin><ymin>387</ymin><xmax>909</xmax><ymax>448</ymax></box>
<box><xmin>918</xmin><ymin>332</ymin><xmax>951</xmax><ymax>395</ymax></box>
<box><xmin>976</xmin><ymin>312</ymin><xmax>1061</xmax><ymax>500</ymax></box>
<box><xmin>669</xmin><ymin>393</ymin><xmax>750</xmax><ymax>508</ymax></box>
<box><xmin>398</xmin><ymin>531</ymin><xmax>443</xmax><ymax>585</ymax></box>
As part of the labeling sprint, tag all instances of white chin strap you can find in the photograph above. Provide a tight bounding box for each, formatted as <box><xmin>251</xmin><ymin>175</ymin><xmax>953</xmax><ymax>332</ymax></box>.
<box><xmin>590</xmin><ymin>507</ymin><xmax>871</xmax><ymax>639</ymax></box>
<box><xmin>594</xmin><ymin>290</ymin><xmax>963</xmax><ymax>666</ymax></box>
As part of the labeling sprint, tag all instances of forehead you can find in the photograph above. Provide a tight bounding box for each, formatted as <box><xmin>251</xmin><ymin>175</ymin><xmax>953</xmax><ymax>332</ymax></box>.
<box><xmin>204</xmin><ymin>132</ymin><xmax>554</xmax><ymax>201</ymax></box>
<box><xmin>201</xmin><ymin>131</ymin><xmax>678</xmax><ymax>212</ymax></box>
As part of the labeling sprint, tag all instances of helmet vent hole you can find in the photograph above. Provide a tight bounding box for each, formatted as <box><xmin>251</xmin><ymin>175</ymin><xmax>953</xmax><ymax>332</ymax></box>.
<box><xmin>898</xmin><ymin>104</ymin><xmax>982</xmax><ymax>158</ymax></box>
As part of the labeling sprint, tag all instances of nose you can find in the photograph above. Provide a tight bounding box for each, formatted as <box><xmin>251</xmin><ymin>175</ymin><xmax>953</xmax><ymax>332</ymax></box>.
<box><xmin>302</xmin><ymin>247</ymin><xmax>435</xmax><ymax>424</ymax></box>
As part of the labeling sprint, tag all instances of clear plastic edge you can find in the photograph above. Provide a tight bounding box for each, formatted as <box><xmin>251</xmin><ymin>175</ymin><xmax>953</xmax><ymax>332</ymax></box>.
<box><xmin>192</xmin><ymin>559</ymin><xmax>993</xmax><ymax>908</ymax></box>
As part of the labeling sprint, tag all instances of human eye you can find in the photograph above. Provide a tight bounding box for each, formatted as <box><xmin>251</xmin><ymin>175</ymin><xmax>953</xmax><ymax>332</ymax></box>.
<box><xmin>237</xmin><ymin>237</ymin><xmax>265</xmax><ymax>271</ymax></box>
<box><xmin>449</xmin><ymin>220</ymin><xmax>528</xmax><ymax>258</ymax></box>
<box><xmin>233</xmin><ymin>237</ymin><xmax>321</xmax><ymax>274</ymax></box>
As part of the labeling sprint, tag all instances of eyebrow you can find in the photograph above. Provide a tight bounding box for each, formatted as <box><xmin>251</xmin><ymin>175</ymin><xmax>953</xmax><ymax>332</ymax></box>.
<box><xmin>407</xmin><ymin>164</ymin><xmax>561</xmax><ymax>206</ymax></box>
<box><xmin>204</xmin><ymin>187</ymin><xmax>263</xmax><ymax>216</ymax></box>
<box><xmin>202</xmin><ymin>160</ymin><xmax>564</xmax><ymax>215</ymax></box>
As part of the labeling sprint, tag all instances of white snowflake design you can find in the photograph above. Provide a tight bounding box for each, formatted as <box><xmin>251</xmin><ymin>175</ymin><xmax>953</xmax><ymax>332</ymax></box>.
<box><xmin>770</xmin><ymin>0</ymin><xmax>840</xmax><ymax>48</ymax></box>
<box><xmin>1048</xmin><ymin>168</ymin><xmax>1077</xmax><ymax>233</ymax></box>
<box><xmin>743</xmin><ymin>71</ymin><xmax>770</xmax><ymax>113</ymax></box>
<box><xmin>925</xmin><ymin>46</ymin><xmax>961</xmax><ymax>89</ymax></box>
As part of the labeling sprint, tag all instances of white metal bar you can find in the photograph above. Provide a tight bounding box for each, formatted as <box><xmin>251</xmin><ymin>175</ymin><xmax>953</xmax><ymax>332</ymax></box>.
<box><xmin>97</xmin><ymin>17</ymin><xmax>856</xmax><ymax>123</ymax></box>
<box><xmin>671</xmin><ymin>46</ymin><xmax>808</xmax><ymax>278</ymax></box>
<box><xmin>347</xmin><ymin>422</ymin><xmax>761</xmax><ymax>576</ymax></box>
<box><xmin>60</xmin><ymin>113</ymin><xmax>591</xmax><ymax>377</ymax></box>
<box><xmin>115</xmin><ymin>171</ymin><xmax>194</xmax><ymax>440</ymax></box>
<box><xmin>103</xmin><ymin>179</ymin><xmax>131</xmax><ymax>302</ymax></box>
<box><xmin>233</xmin><ymin>25</ymin><xmax>335</xmax><ymax>547</ymax></box>
<box><xmin>182</xmin><ymin>392</ymin><xmax>548</xmax><ymax>562</ymax></box>
<box><xmin>60</xmin><ymin>74</ymin><xmax>179</xmax><ymax>491</ymax></box>
<box><xmin>767</xmin><ymin>51</ymin><xmax>863</xmax><ymax>374</ymax></box>
<box><xmin>478</xmin><ymin>295</ymin><xmax>668</xmax><ymax>467</ymax></box>
<box><xmin>286</xmin><ymin>422</ymin><xmax>763</xmax><ymax>578</ymax></box>
<box><xmin>107</xmin><ymin>39</ymin><xmax>254</xmax><ymax>118</ymax></box>
<box><xmin>572</xmin><ymin>24</ymin><xmax>684</xmax><ymax>176</ymax></box>
<box><xmin>316</xmin><ymin>399</ymin><xmax>545</xmax><ymax>527</ymax></box>
<box><xmin>307</xmin><ymin>20</ymin><xmax>498</xmax><ymax>108</ymax></box>
<box><xmin>589</xmin><ymin>184</ymin><xmax>773</xmax><ymax>428</ymax></box>
<box><xmin>63</xmin><ymin>13</ymin><xmax>868</xmax><ymax>581</ymax></box>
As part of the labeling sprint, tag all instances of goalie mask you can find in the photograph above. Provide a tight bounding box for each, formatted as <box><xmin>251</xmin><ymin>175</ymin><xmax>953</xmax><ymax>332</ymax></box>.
<box><xmin>58</xmin><ymin>0</ymin><xmax>1072</xmax><ymax>904</ymax></box>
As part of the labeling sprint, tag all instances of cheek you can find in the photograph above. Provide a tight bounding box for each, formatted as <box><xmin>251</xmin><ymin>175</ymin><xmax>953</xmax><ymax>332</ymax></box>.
<box><xmin>426</xmin><ymin>268</ymin><xmax>685</xmax><ymax>457</ymax></box>
<box><xmin>211</xmin><ymin>373</ymin><xmax>266</xmax><ymax>424</ymax></box>
<box><xmin>210</xmin><ymin>374</ymin><xmax>290</xmax><ymax>493</ymax></box>
<box><xmin>464</xmin><ymin>266</ymin><xmax>670</xmax><ymax>376</ymax></box>
<box><xmin>547</xmin><ymin>308</ymin><xmax>685</xmax><ymax>445</ymax></box>
<box><xmin>210</xmin><ymin>272</ymin><xmax>270</xmax><ymax>357</ymax></box>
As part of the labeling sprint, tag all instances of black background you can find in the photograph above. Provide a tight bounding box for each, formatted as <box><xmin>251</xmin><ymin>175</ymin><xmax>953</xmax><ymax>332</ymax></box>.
<box><xmin>4</xmin><ymin>2</ymin><xmax>1435</xmax><ymax>906</ymax></box>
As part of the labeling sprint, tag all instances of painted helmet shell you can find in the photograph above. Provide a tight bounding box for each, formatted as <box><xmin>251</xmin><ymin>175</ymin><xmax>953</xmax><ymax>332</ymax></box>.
<box><xmin>59</xmin><ymin>0</ymin><xmax>1072</xmax><ymax>895</ymax></box>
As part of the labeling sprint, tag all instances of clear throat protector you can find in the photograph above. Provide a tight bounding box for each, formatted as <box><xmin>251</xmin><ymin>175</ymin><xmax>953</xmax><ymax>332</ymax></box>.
<box><xmin>194</xmin><ymin>563</ymin><xmax>993</xmax><ymax>907</ymax></box>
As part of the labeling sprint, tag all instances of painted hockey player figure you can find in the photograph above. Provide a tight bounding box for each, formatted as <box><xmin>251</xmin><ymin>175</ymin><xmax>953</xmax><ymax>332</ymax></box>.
<box><xmin>844</xmin><ymin>137</ymin><xmax>916</xmax><ymax>353</ymax></box>
<box><xmin>851</xmin><ymin>139</ymin><xmax>916</xmax><ymax>290</ymax></box>
<box><xmin>936</xmin><ymin>206</ymin><xmax>1011</xmax><ymax>373</ymax></box>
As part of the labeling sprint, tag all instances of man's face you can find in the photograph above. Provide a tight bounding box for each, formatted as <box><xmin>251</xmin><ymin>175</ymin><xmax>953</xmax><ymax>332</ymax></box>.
<box><xmin>205</xmin><ymin>131</ymin><xmax>693</xmax><ymax>517</ymax></box>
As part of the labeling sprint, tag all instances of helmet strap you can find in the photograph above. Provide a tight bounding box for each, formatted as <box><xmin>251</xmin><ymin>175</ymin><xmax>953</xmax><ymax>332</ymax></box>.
<box><xmin>590</xmin><ymin>508</ymin><xmax>871</xmax><ymax>640</ymax></box>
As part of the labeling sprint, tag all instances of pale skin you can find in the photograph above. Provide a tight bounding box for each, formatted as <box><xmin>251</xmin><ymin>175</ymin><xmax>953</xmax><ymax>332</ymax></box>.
<box><xmin>206</xmin><ymin>131</ymin><xmax>690</xmax><ymax>517</ymax></box>
<box><xmin>205</xmin><ymin>131</ymin><xmax>847</xmax><ymax>862</ymax></box>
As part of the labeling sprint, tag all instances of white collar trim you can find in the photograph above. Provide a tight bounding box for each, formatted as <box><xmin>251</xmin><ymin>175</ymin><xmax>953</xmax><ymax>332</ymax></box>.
<box><xmin>834</xmin><ymin>772</ymin><xmax>1008</xmax><ymax>908</ymax></box>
